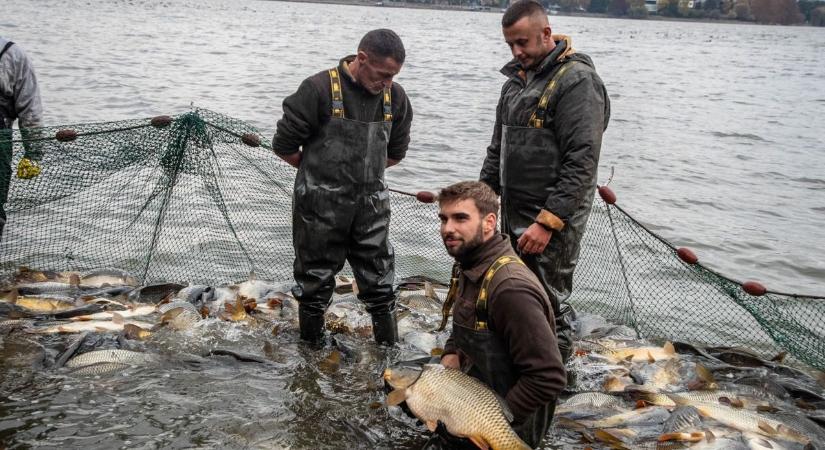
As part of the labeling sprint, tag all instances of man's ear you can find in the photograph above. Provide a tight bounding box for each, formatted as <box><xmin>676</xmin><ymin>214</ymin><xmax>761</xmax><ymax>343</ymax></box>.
<box><xmin>356</xmin><ymin>50</ymin><xmax>369</xmax><ymax>63</ymax></box>
<box><xmin>483</xmin><ymin>212</ymin><xmax>497</xmax><ymax>234</ymax></box>
<box><xmin>542</xmin><ymin>25</ymin><xmax>553</xmax><ymax>42</ymax></box>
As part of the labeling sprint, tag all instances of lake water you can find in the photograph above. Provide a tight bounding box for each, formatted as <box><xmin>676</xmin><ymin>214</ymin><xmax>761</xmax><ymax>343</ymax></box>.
<box><xmin>3</xmin><ymin>0</ymin><xmax>825</xmax><ymax>294</ymax></box>
<box><xmin>1</xmin><ymin>2</ymin><xmax>824</xmax><ymax>448</ymax></box>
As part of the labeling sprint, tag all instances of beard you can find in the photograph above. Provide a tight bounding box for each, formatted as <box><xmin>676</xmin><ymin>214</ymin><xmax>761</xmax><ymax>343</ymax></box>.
<box><xmin>443</xmin><ymin>225</ymin><xmax>485</xmax><ymax>259</ymax></box>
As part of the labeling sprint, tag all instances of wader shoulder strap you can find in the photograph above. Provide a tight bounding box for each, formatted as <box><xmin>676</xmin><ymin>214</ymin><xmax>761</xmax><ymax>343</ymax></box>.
<box><xmin>437</xmin><ymin>262</ymin><xmax>461</xmax><ymax>332</ymax></box>
<box><xmin>382</xmin><ymin>87</ymin><xmax>392</xmax><ymax>122</ymax></box>
<box><xmin>528</xmin><ymin>60</ymin><xmax>579</xmax><ymax>129</ymax></box>
<box><xmin>0</xmin><ymin>41</ymin><xmax>15</xmax><ymax>62</ymax></box>
<box><xmin>328</xmin><ymin>67</ymin><xmax>392</xmax><ymax>122</ymax></box>
<box><xmin>328</xmin><ymin>67</ymin><xmax>345</xmax><ymax>119</ymax></box>
<box><xmin>475</xmin><ymin>255</ymin><xmax>525</xmax><ymax>330</ymax></box>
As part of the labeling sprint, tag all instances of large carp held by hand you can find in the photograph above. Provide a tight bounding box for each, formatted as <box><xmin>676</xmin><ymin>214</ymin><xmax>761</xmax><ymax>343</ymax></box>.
<box><xmin>384</xmin><ymin>363</ymin><xmax>530</xmax><ymax>450</ymax></box>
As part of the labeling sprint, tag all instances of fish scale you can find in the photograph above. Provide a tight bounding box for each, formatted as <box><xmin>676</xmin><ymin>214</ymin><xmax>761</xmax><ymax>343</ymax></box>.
<box><xmin>671</xmin><ymin>395</ymin><xmax>813</xmax><ymax>444</ymax></box>
<box><xmin>400</xmin><ymin>365</ymin><xmax>529</xmax><ymax>450</ymax></box>
<box><xmin>65</xmin><ymin>349</ymin><xmax>157</xmax><ymax>368</ymax></box>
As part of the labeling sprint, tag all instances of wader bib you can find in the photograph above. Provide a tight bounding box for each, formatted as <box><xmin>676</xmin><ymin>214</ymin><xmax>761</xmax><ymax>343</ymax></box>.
<box><xmin>500</xmin><ymin>62</ymin><xmax>590</xmax><ymax>363</ymax></box>
<box><xmin>291</xmin><ymin>67</ymin><xmax>396</xmax><ymax>342</ymax></box>
<box><xmin>424</xmin><ymin>256</ymin><xmax>556</xmax><ymax>449</ymax></box>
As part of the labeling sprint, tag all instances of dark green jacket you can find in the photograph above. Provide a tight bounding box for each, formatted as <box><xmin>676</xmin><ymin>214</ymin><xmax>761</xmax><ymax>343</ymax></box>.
<box><xmin>480</xmin><ymin>38</ymin><xmax>610</xmax><ymax>224</ymax></box>
<box><xmin>272</xmin><ymin>56</ymin><xmax>413</xmax><ymax>162</ymax></box>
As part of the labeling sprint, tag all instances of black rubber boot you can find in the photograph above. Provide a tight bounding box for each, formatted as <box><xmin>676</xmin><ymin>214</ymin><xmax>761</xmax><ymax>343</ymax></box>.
<box><xmin>371</xmin><ymin>312</ymin><xmax>398</xmax><ymax>346</ymax></box>
<box><xmin>298</xmin><ymin>306</ymin><xmax>325</xmax><ymax>345</ymax></box>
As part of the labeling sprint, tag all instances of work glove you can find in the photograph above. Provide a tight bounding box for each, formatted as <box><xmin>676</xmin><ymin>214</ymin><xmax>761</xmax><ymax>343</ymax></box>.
<box><xmin>16</xmin><ymin>157</ymin><xmax>41</xmax><ymax>179</ymax></box>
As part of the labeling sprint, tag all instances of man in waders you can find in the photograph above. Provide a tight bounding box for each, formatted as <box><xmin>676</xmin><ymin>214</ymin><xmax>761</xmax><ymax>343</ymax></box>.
<box><xmin>1</xmin><ymin>37</ymin><xmax>44</xmax><ymax>240</ymax></box>
<box><xmin>272</xmin><ymin>29</ymin><xmax>413</xmax><ymax>346</ymax></box>
<box><xmin>432</xmin><ymin>181</ymin><xmax>565</xmax><ymax>449</ymax></box>
<box><xmin>479</xmin><ymin>0</ymin><xmax>610</xmax><ymax>363</ymax></box>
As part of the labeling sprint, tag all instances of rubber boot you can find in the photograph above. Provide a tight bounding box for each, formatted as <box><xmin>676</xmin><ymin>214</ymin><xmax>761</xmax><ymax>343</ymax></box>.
<box><xmin>298</xmin><ymin>305</ymin><xmax>325</xmax><ymax>345</ymax></box>
<box><xmin>371</xmin><ymin>312</ymin><xmax>398</xmax><ymax>346</ymax></box>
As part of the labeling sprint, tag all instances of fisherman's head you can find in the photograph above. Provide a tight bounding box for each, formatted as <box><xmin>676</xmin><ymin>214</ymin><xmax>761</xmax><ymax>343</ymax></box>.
<box><xmin>502</xmin><ymin>0</ymin><xmax>555</xmax><ymax>70</ymax></box>
<box><xmin>349</xmin><ymin>29</ymin><xmax>405</xmax><ymax>95</ymax></box>
<box><xmin>438</xmin><ymin>181</ymin><xmax>498</xmax><ymax>259</ymax></box>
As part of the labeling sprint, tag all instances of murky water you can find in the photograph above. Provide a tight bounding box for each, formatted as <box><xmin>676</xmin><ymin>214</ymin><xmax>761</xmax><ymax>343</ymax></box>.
<box><xmin>2</xmin><ymin>1</ymin><xmax>825</xmax><ymax>448</ymax></box>
<box><xmin>3</xmin><ymin>0</ymin><xmax>824</xmax><ymax>294</ymax></box>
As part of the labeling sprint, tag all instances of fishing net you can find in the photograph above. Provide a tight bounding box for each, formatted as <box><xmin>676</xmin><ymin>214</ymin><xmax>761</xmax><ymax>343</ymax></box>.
<box><xmin>1</xmin><ymin>109</ymin><xmax>823</xmax><ymax>369</ymax></box>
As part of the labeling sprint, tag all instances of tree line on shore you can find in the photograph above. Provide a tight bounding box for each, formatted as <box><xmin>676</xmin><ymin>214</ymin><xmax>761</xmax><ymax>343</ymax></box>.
<box><xmin>399</xmin><ymin>0</ymin><xmax>825</xmax><ymax>25</ymax></box>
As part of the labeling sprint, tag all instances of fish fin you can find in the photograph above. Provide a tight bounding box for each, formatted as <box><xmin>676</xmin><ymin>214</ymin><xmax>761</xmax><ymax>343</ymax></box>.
<box><xmin>112</xmin><ymin>312</ymin><xmax>125</xmax><ymax>325</ymax></box>
<box><xmin>425</xmin><ymin>420</ymin><xmax>438</xmax><ymax>432</ymax></box>
<box><xmin>94</xmin><ymin>326</ymin><xmax>109</xmax><ymax>332</ymax></box>
<box><xmin>490</xmin><ymin>389</ymin><xmax>514</xmax><ymax>423</ymax></box>
<box><xmin>594</xmin><ymin>429</ymin><xmax>627</xmax><ymax>447</ymax></box>
<box><xmin>69</xmin><ymin>273</ymin><xmax>80</xmax><ymax>288</ymax></box>
<box><xmin>385</xmin><ymin>389</ymin><xmax>407</xmax><ymax>406</ymax></box>
<box><xmin>6</xmin><ymin>288</ymin><xmax>19</xmax><ymax>304</ymax></box>
<box><xmin>657</xmin><ymin>432</ymin><xmax>687</xmax><ymax>442</ymax></box>
<box><xmin>663</xmin><ymin>341</ymin><xmax>676</xmax><ymax>355</ymax></box>
<box><xmin>424</xmin><ymin>281</ymin><xmax>438</xmax><ymax>300</ymax></box>
<box><xmin>695</xmin><ymin>363</ymin><xmax>716</xmax><ymax>385</ymax></box>
<box><xmin>468</xmin><ymin>436</ymin><xmax>489</xmax><ymax>450</ymax></box>
<box><xmin>757</xmin><ymin>420</ymin><xmax>777</xmax><ymax>435</ymax></box>
<box><xmin>156</xmin><ymin>292</ymin><xmax>174</xmax><ymax>306</ymax></box>
<box><xmin>647</xmin><ymin>351</ymin><xmax>655</xmax><ymax>363</ymax></box>
<box><xmin>664</xmin><ymin>393</ymin><xmax>688</xmax><ymax>407</ymax></box>
<box><xmin>704</xmin><ymin>428</ymin><xmax>715</xmax><ymax>442</ymax></box>
<box><xmin>770</xmin><ymin>351</ymin><xmax>787</xmax><ymax>363</ymax></box>
<box><xmin>351</xmin><ymin>280</ymin><xmax>359</xmax><ymax>296</ymax></box>
<box><xmin>430</xmin><ymin>347</ymin><xmax>444</xmax><ymax>357</ymax></box>
<box><xmin>556</xmin><ymin>417</ymin><xmax>586</xmax><ymax>431</ymax></box>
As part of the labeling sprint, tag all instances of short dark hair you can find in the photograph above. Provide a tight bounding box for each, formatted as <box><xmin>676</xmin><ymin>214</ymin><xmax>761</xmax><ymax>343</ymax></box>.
<box><xmin>358</xmin><ymin>29</ymin><xmax>406</xmax><ymax>65</ymax></box>
<box><xmin>502</xmin><ymin>0</ymin><xmax>547</xmax><ymax>28</ymax></box>
<box><xmin>439</xmin><ymin>181</ymin><xmax>499</xmax><ymax>217</ymax></box>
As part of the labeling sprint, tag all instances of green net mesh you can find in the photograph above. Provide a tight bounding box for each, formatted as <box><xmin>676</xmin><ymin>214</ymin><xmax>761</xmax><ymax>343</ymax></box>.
<box><xmin>1</xmin><ymin>109</ymin><xmax>823</xmax><ymax>369</ymax></box>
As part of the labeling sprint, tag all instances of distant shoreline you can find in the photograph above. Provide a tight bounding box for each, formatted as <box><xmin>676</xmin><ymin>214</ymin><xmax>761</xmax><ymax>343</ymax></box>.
<box><xmin>267</xmin><ymin>0</ymin><xmax>805</xmax><ymax>26</ymax></box>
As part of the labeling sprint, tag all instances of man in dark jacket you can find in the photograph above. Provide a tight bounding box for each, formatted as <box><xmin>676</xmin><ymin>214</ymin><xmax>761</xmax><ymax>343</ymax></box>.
<box><xmin>479</xmin><ymin>0</ymin><xmax>610</xmax><ymax>363</ymax></box>
<box><xmin>430</xmin><ymin>180</ymin><xmax>566</xmax><ymax>449</ymax></box>
<box><xmin>272</xmin><ymin>29</ymin><xmax>413</xmax><ymax>346</ymax></box>
<box><xmin>1</xmin><ymin>37</ymin><xmax>44</xmax><ymax>239</ymax></box>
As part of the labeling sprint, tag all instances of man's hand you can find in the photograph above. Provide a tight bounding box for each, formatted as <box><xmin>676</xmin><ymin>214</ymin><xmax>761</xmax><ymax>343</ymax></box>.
<box><xmin>276</xmin><ymin>151</ymin><xmax>302</xmax><ymax>168</ymax></box>
<box><xmin>516</xmin><ymin>223</ymin><xmax>552</xmax><ymax>255</ymax></box>
<box><xmin>441</xmin><ymin>353</ymin><xmax>459</xmax><ymax>369</ymax></box>
<box><xmin>16</xmin><ymin>157</ymin><xmax>41</xmax><ymax>179</ymax></box>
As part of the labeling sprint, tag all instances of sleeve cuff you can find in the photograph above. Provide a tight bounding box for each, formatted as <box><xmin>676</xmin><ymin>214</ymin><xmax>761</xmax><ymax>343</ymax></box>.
<box><xmin>536</xmin><ymin>209</ymin><xmax>565</xmax><ymax>232</ymax></box>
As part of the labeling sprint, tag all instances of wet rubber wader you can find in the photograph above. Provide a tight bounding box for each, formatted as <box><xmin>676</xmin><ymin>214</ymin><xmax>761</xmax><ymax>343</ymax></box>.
<box><xmin>424</xmin><ymin>256</ymin><xmax>556</xmax><ymax>449</ymax></box>
<box><xmin>292</xmin><ymin>67</ymin><xmax>398</xmax><ymax>345</ymax></box>
<box><xmin>500</xmin><ymin>62</ymin><xmax>588</xmax><ymax>365</ymax></box>
<box><xmin>0</xmin><ymin>41</ymin><xmax>15</xmax><ymax>240</ymax></box>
